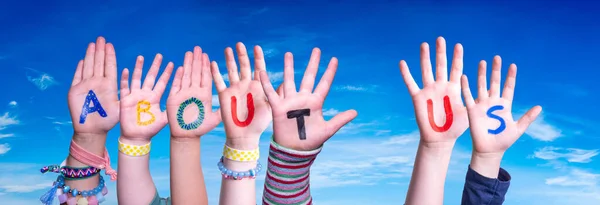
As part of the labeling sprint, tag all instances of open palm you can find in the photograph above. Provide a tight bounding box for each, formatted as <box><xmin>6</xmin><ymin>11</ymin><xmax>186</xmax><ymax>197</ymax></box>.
<box><xmin>167</xmin><ymin>47</ymin><xmax>221</xmax><ymax>138</ymax></box>
<box><xmin>259</xmin><ymin>48</ymin><xmax>357</xmax><ymax>151</ymax></box>
<box><xmin>461</xmin><ymin>56</ymin><xmax>542</xmax><ymax>154</ymax></box>
<box><xmin>68</xmin><ymin>37</ymin><xmax>119</xmax><ymax>135</ymax></box>
<box><xmin>120</xmin><ymin>54</ymin><xmax>173</xmax><ymax>140</ymax></box>
<box><xmin>211</xmin><ymin>43</ymin><xmax>272</xmax><ymax>148</ymax></box>
<box><xmin>399</xmin><ymin>37</ymin><xmax>469</xmax><ymax>144</ymax></box>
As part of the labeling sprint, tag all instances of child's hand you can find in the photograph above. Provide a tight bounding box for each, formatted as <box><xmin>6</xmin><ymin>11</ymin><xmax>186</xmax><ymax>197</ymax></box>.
<box><xmin>166</xmin><ymin>47</ymin><xmax>221</xmax><ymax>139</ymax></box>
<box><xmin>68</xmin><ymin>37</ymin><xmax>120</xmax><ymax>137</ymax></box>
<box><xmin>461</xmin><ymin>56</ymin><xmax>541</xmax><ymax>177</ymax></box>
<box><xmin>210</xmin><ymin>43</ymin><xmax>273</xmax><ymax>150</ymax></box>
<box><xmin>259</xmin><ymin>48</ymin><xmax>357</xmax><ymax>151</ymax></box>
<box><xmin>119</xmin><ymin>54</ymin><xmax>174</xmax><ymax>142</ymax></box>
<box><xmin>399</xmin><ymin>37</ymin><xmax>469</xmax><ymax>147</ymax></box>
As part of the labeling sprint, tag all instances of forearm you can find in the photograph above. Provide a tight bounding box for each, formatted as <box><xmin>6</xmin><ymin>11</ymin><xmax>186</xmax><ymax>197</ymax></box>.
<box><xmin>170</xmin><ymin>137</ymin><xmax>208</xmax><ymax>205</ymax></box>
<box><xmin>405</xmin><ymin>141</ymin><xmax>455</xmax><ymax>205</ymax></box>
<box><xmin>117</xmin><ymin>137</ymin><xmax>156</xmax><ymax>204</ymax></box>
<box><xmin>65</xmin><ymin>133</ymin><xmax>106</xmax><ymax>191</ymax></box>
<box><xmin>219</xmin><ymin>138</ymin><xmax>260</xmax><ymax>205</ymax></box>
<box><xmin>262</xmin><ymin>140</ymin><xmax>321</xmax><ymax>205</ymax></box>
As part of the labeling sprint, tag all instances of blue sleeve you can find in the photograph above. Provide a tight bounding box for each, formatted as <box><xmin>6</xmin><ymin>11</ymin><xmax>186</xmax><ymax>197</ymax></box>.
<box><xmin>461</xmin><ymin>165</ymin><xmax>511</xmax><ymax>205</ymax></box>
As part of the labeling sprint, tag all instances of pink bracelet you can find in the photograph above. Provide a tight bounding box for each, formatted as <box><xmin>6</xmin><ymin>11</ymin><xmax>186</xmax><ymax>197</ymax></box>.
<box><xmin>69</xmin><ymin>140</ymin><xmax>117</xmax><ymax>181</ymax></box>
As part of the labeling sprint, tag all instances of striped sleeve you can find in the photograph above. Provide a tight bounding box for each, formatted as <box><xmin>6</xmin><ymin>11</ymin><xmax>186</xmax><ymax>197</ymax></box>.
<box><xmin>262</xmin><ymin>140</ymin><xmax>322</xmax><ymax>205</ymax></box>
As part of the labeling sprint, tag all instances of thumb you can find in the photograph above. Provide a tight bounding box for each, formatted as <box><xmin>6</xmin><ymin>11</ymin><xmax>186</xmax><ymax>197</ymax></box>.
<box><xmin>326</xmin><ymin>109</ymin><xmax>358</xmax><ymax>137</ymax></box>
<box><xmin>516</xmin><ymin>105</ymin><xmax>542</xmax><ymax>136</ymax></box>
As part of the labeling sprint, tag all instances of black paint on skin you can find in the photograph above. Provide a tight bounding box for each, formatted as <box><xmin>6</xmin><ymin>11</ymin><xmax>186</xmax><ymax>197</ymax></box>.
<box><xmin>287</xmin><ymin>109</ymin><xmax>310</xmax><ymax>140</ymax></box>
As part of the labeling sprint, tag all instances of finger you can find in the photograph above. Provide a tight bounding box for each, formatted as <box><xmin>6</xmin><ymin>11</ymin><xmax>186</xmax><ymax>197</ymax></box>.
<box><xmin>201</xmin><ymin>53</ymin><xmax>212</xmax><ymax>89</ymax></box>
<box><xmin>169</xmin><ymin>66</ymin><xmax>184</xmax><ymax>96</ymax></box>
<box><xmin>93</xmin><ymin>37</ymin><xmax>106</xmax><ymax>77</ymax></box>
<box><xmin>399</xmin><ymin>60</ymin><xmax>420</xmax><ymax>96</ymax></box>
<box><xmin>105</xmin><ymin>43</ymin><xmax>118</xmax><ymax>90</ymax></box>
<box><xmin>489</xmin><ymin>55</ymin><xmax>502</xmax><ymax>98</ymax></box>
<box><xmin>191</xmin><ymin>46</ymin><xmax>202</xmax><ymax>87</ymax></box>
<box><xmin>502</xmin><ymin>64</ymin><xmax>517</xmax><ymax>102</ymax></box>
<box><xmin>419</xmin><ymin>43</ymin><xmax>435</xmax><ymax>87</ymax></box>
<box><xmin>276</xmin><ymin>83</ymin><xmax>284</xmax><ymax>97</ymax></box>
<box><xmin>142</xmin><ymin>54</ymin><xmax>163</xmax><ymax>91</ymax></box>
<box><xmin>516</xmin><ymin>105</ymin><xmax>543</xmax><ymax>137</ymax></box>
<box><xmin>236</xmin><ymin>42</ymin><xmax>252</xmax><ymax>81</ymax></box>
<box><xmin>477</xmin><ymin>60</ymin><xmax>488</xmax><ymax>100</ymax></box>
<box><xmin>130</xmin><ymin>56</ymin><xmax>144</xmax><ymax>91</ymax></box>
<box><xmin>326</xmin><ymin>109</ymin><xmax>358</xmax><ymax>137</ymax></box>
<box><xmin>253</xmin><ymin>45</ymin><xmax>266</xmax><ymax>80</ymax></box>
<box><xmin>225</xmin><ymin>47</ymin><xmax>240</xmax><ymax>84</ymax></box>
<box><xmin>314</xmin><ymin>57</ymin><xmax>338</xmax><ymax>98</ymax></box>
<box><xmin>283</xmin><ymin>52</ymin><xmax>296</xmax><ymax>96</ymax></box>
<box><xmin>435</xmin><ymin>37</ymin><xmax>448</xmax><ymax>82</ymax></box>
<box><xmin>298</xmin><ymin>48</ymin><xmax>321</xmax><ymax>93</ymax></box>
<box><xmin>120</xmin><ymin>68</ymin><xmax>130</xmax><ymax>98</ymax></box>
<box><xmin>211</xmin><ymin>61</ymin><xmax>227</xmax><ymax>92</ymax></box>
<box><xmin>449</xmin><ymin>43</ymin><xmax>464</xmax><ymax>83</ymax></box>
<box><xmin>461</xmin><ymin>75</ymin><xmax>475</xmax><ymax>108</ymax></box>
<box><xmin>259</xmin><ymin>71</ymin><xmax>280</xmax><ymax>104</ymax></box>
<box><xmin>82</xmin><ymin>42</ymin><xmax>96</xmax><ymax>79</ymax></box>
<box><xmin>72</xmin><ymin>60</ymin><xmax>84</xmax><ymax>86</ymax></box>
<box><xmin>153</xmin><ymin>62</ymin><xmax>174</xmax><ymax>95</ymax></box>
<box><xmin>181</xmin><ymin>51</ymin><xmax>193</xmax><ymax>88</ymax></box>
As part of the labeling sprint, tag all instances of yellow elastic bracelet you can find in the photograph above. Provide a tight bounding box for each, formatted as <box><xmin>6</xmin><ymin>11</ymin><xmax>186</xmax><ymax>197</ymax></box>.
<box><xmin>222</xmin><ymin>145</ymin><xmax>259</xmax><ymax>162</ymax></box>
<box><xmin>118</xmin><ymin>139</ymin><xmax>151</xmax><ymax>157</ymax></box>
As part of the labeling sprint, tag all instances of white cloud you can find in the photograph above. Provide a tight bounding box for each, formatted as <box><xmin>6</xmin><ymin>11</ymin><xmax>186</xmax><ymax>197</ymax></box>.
<box><xmin>0</xmin><ymin>133</ymin><xmax>14</xmax><ymax>139</ymax></box>
<box><xmin>0</xmin><ymin>112</ymin><xmax>19</xmax><ymax>130</ymax></box>
<box><xmin>523</xmin><ymin>116</ymin><xmax>562</xmax><ymax>141</ymax></box>
<box><xmin>8</xmin><ymin>101</ymin><xmax>17</xmax><ymax>107</ymax></box>
<box><xmin>337</xmin><ymin>122</ymin><xmax>376</xmax><ymax>134</ymax></box>
<box><xmin>546</xmin><ymin>169</ymin><xmax>600</xmax><ymax>187</ymax></box>
<box><xmin>212</xmin><ymin>95</ymin><xmax>220</xmax><ymax>107</ymax></box>
<box><xmin>322</xmin><ymin>108</ymin><xmax>339</xmax><ymax>116</ymax></box>
<box><xmin>26</xmin><ymin>68</ymin><xmax>58</xmax><ymax>91</ymax></box>
<box><xmin>334</xmin><ymin>85</ymin><xmax>377</xmax><ymax>92</ymax></box>
<box><xmin>52</xmin><ymin>121</ymin><xmax>72</xmax><ymax>125</ymax></box>
<box><xmin>533</xmin><ymin>146</ymin><xmax>599</xmax><ymax>163</ymax></box>
<box><xmin>0</xmin><ymin>144</ymin><xmax>10</xmax><ymax>155</ymax></box>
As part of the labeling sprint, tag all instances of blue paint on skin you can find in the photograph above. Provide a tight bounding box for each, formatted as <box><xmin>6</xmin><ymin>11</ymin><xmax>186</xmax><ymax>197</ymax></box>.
<box><xmin>486</xmin><ymin>105</ymin><xmax>506</xmax><ymax>134</ymax></box>
<box><xmin>79</xmin><ymin>90</ymin><xmax>107</xmax><ymax>124</ymax></box>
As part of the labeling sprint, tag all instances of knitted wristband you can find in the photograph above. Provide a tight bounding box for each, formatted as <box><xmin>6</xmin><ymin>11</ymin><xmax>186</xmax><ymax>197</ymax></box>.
<box><xmin>118</xmin><ymin>139</ymin><xmax>151</xmax><ymax>157</ymax></box>
<box><xmin>262</xmin><ymin>140</ymin><xmax>322</xmax><ymax>205</ymax></box>
<box><xmin>222</xmin><ymin>144</ymin><xmax>260</xmax><ymax>162</ymax></box>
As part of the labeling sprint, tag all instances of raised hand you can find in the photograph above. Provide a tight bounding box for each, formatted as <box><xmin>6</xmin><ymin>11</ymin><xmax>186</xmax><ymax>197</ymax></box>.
<box><xmin>399</xmin><ymin>37</ymin><xmax>469</xmax><ymax>145</ymax></box>
<box><xmin>211</xmin><ymin>43</ymin><xmax>272</xmax><ymax>149</ymax></box>
<box><xmin>259</xmin><ymin>48</ymin><xmax>357</xmax><ymax>151</ymax></box>
<box><xmin>461</xmin><ymin>56</ymin><xmax>542</xmax><ymax>177</ymax></box>
<box><xmin>119</xmin><ymin>54</ymin><xmax>174</xmax><ymax>141</ymax></box>
<box><xmin>68</xmin><ymin>37</ymin><xmax>120</xmax><ymax>136</ymax></box>
<box><xmin>167</xmin><ymin>47</ymin><xmax>221</xmax><ymax>138</ymax></box>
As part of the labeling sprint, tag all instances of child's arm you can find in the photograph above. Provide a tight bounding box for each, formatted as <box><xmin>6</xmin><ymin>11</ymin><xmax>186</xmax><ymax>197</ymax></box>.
<box><xmin>460</xmin><ymin>56</ymin><xmax>541</xmax><ymax>205</ymax></box>
<box><xmin>258</xmin><ymin>48</ymin><xmax>357</xmax><ymax>204</ymax></box>
<box><xmin>399</xmin><ymin>37</ymin><xmax>470</xmax><ymax>205</ymax></box>
<box><xmin>116</xmin><ymin>53</ymin><xmax>174</xmax><ymax>204</ymax></box>
<box><xmin>166</xmin><ymin>47</ymin><xmax>222</xmax><ymax>205</ymax></box>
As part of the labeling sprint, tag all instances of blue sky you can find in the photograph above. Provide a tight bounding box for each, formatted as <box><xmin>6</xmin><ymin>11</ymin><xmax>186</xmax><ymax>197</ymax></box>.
<box><xmin>1</xmin><ymin>0</ymin><xmax>599</xmax><ymax>204</ymax></box>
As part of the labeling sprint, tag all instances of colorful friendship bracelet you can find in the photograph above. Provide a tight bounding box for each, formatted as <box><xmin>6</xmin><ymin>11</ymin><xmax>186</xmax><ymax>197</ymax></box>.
<box><xmin>41</xmin><ymin>165</ymin><xmax>101</xmax><ymax>180</ymax></box>
<box><xmin>222</xmin><ymin>144</ymin><xmax>260</xmax><ymax>162</ymax></box>
<box><xmin>40</xmin><ymin>175</ymin><xmax>108</xmax><ymax>205</ymax></box>
<box><xmin>69</xmin><ymin>140</ymin><xmax>117</xmax><ymax>181</ymax></box>
<box><xmin>217</xmin><ymin>156</ymin><xmax>262</xmax><ymax>180</ymax></box>
<box><xmin>118</xmin><ymin>139</ymin><xmax>151</xmax><ymax>157</ymax></box>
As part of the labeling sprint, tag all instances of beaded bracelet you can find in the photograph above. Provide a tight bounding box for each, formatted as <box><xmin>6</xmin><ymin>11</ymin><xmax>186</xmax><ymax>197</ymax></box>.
<box><xmin>217</xmin><ymin>156</ymin><xmax>262</xmax><ymax>180</ymax></box>
<box><xmin>41</xmin><ymin>165</ymin><xmax>101</xmax><ymax>180</ymax></box>
<box><xmin>40</xmin><ymin>175</ymin><xmax>108</xmax><ymax>205</ymax></box>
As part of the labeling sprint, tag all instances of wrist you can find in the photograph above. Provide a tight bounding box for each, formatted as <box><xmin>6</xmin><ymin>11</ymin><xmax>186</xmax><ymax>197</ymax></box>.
<box><xmin>419</xmin><ymin>140</ymin><xmax>455</xmax><ymax>154</ymax></box>
<box><xmin>119</xmin><ymin>136</ymin><xmax>151</xmax><ymax>146</ymax></box>
<box><xmin>470</xmin><ymin>152</ymin><xmax>504</xmax><ymax>179</ymax></box>
<box><xmin>72</xmin><ymin>132</ymin><xmax>107</xmax><ymax>155</ymax></box>
<box><xmin>222</xmin><ymin>158</ymin><xmax>258</xmax><ymax>171</ymax></box>
<box><xmin>226</xmin><ymin>134</ymin><xmax>260</xmax><ymax>150</ymax></box>
<box><xmin>170</xmin><ymin>136</ymin><xmax>200</xmax><ymax>144</ymax></box>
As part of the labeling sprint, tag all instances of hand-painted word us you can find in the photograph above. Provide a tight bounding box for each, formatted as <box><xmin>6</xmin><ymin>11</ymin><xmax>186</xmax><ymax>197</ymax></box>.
<box><xmin>231</xmin><ymin>93</ymin><xmax>255</xmax><ymax>127</ymax></box>
<box><xmin>136</xmin><ymin>100</ymin><xmax>156</xmax><ymax>126</ymax></box>
<box><xmin>287</xmin><ymin>109</ymin><xmax>310</xmax><ymax>140</ymax></box>
<box><xmin>426</xmin><ymin>95</ymin><xmax>454</xmax><ymax>132</ymax></box>
<box><xmin>177</xmin><ymin>97</ymin><xmax>205</xmax><ymax>130</ymax></box>
<box><xmin>79</xmin><ymin>90</ymin><xmax>107</xmax><ymax>124</ymax></box>
<box><xmin>486</xmin><ymin>105</ymin><xmax>506</xmax><ymax>134</ymax></box>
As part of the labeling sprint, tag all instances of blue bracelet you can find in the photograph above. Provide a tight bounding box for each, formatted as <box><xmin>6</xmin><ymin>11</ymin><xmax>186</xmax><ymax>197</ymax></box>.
<box><xmin>217</xmin><ymin>156</ymin><xmax>262</xmax><ymax>180</ymax></box>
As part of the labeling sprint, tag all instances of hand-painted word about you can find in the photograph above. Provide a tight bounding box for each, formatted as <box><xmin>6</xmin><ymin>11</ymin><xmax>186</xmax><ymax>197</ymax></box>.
<box><xmin>231</xmin><ymin>93</ymin><xmax>255</xmax><ymax>127</ymax></box>
<box><xmin>426</xmin><ymin>95</ymin><xmax>454</xmax><ymax>132</ymax></box>
<box><xmin>136</xmin><ymin>100</ymin><xmax>156</xmax><ymax>126</ymax></box>
<box><xmin>486</xmin><ymin>105</ymin><xmax>506</xmax><ymax>135</ymax></box>
<box><xmin>79</xmin><ymin>90</ymin><xmax>107</xmax><ymax>124</ymax></box>
<box><xmin>176</xmin><ymin>97</ymin><xmax>205</xmax><ymax>130</ymax></box>
<box><xmin>287</xmin><ymin>109</ymin><xmax>310</xmax><ymax>140</ymax></box>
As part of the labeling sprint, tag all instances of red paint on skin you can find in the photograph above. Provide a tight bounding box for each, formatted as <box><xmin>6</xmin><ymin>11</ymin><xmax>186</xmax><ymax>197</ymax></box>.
<box><xmin>231</xmin><ymin>93</ymin><xmax>255</xmax><ymax>127</ymax></box>
<box><xmin>427</xmin><ymin>95</ymin><xmax>454</xmax><ymax>132</ymax></box>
